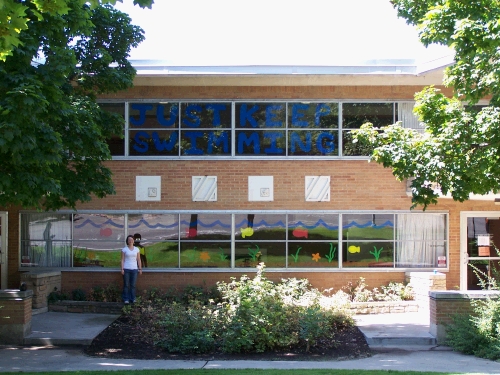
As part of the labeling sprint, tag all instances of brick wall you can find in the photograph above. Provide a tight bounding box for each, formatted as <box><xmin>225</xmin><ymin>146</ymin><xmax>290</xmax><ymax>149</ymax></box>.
<box><xmin>0</xmin><ymin>290</ymin><xmax>32</xmax><ymax>345</ymax></box>
<box><xmin>5</xmin><ymin>83</ymin><xmax>500</xmax><ymax>293</ymax></box>
<box><xmin>429</xmin><ymin>290</ymin><xmax>500</xmax><ymax>344</ymax></box>
<box><xmin>60</xmin><ymin>269</ymin><xmax>405</xmax><ymax>297</ymax></box>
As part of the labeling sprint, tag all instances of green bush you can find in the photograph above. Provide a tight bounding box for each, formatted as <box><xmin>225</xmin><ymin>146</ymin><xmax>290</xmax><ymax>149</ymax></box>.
<box><xmin>71</xmin><ymin>288</ymin><xmax>86</xmax><ymax>301</ymax></box>
<box><xmin>133</xmin><ymin>263</ymin><xmax>355</xmax><ymax>355</ymax></box>
<box><xmin>446</xmin><ymin>298</ymin><xmax>500</xmax><ymax>360</ymax></box>
<box><xmin>342</xmin><ymin>277</ymin><xmax>414</xmax><ymax>302</ymax></box>
<box><xmin>445</xmin><ymin>259</ymin><xmax>500</xmax><ymax>360</ymax></box>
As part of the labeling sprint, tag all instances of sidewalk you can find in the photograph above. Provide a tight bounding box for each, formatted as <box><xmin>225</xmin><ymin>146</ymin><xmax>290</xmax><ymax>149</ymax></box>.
<box><xmin>0</xmin><ymin>311</ymin><xmax>499</xmax><ymax>373</ymax></box>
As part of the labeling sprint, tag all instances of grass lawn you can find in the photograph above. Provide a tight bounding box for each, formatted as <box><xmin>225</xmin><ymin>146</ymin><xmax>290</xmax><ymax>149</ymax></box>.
<box><xmin>0</xmin><ymin>370</ymin><xmax>482</xmax><ymax>375</ymax></box>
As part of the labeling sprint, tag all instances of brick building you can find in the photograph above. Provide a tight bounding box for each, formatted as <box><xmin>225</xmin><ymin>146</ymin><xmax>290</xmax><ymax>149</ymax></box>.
<box><xmin>2</xmin><ymin>58</ymin><xmax>499</xmax><ymax>295</ymax></box>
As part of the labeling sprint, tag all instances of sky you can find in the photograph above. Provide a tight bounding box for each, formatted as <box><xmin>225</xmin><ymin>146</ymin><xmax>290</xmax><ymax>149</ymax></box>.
<box><xmin>114</xmin><ymin>0</ymin><xmax>453</xmax><ymax>66</ymax></box>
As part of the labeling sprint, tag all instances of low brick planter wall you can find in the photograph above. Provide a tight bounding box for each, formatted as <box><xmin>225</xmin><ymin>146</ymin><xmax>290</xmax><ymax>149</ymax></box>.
<box><xmin>49</xmin><ymin>301</ymin><xmax>124</xmax><ymax>315</ymax></box>
<box><xmin>430</xmin><ymin>290</ymin><xmax>500</xmax><ymax>344</ymax></box>
<box><xmin>49</xmin><ymin>299</ymin><xmax>418</xmax><ymax>315</ymax></box>
<box><xmin>350</xmin><ymin>301</ymin><xmax>419</xmax><ymax>314</ymax></box>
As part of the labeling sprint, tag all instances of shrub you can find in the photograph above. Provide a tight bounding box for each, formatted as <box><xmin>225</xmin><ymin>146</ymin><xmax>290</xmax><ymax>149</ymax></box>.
<box><xmin>71</xmin><ymin>288</ymin><xmax>86</xmax><ymax>301</ymax></box>
<box><xmin>445</xmin><ymin>258</ymin><xmax>500</xmax><ymax>360</ymax></box>
<box><xmin>446</xmin><ymin>297</ymin><xmax>500</xmax><ymax>360</ymax></box>
<box><xmin>145</xmin><ymin>263</ymin><xmax>355</xmax><ymax>354</ymax></box>
<box><xmin>47</xmin><ymin>287</ymin><xmax>69</xmax><ymax>303</ymax></box>
<box><xmin>342</xmin><ymin>277</ymin><xmax>414</xmax><ymax>302</ymax></box>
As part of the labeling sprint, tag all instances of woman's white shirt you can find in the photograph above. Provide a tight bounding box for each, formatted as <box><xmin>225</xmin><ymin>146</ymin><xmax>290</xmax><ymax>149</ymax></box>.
<box><xmin>122</xmin><ymin>246</ymin><xmax>140</xmax><ymax>270</ymax></box>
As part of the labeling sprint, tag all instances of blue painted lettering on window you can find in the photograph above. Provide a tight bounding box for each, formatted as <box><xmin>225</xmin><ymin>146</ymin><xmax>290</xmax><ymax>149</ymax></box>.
<box><xmin>290</xmin><ymin>132</ymin><xmax>312</xmax><ymax>153</ymax></box>
<box><xmin>315</xmin><ymin>103</ymin><xmax>332</xmax><ymax>126</ymax></box>
<box><xmin>264</xmin><ymin>132</ymin><xmax>284</xmax><ymax>154</ymax></box>
<box><xmin>265</xmin><ymin>105</ymin><xmax>284</xmax><ymax>127</ymax></box>
<box><xmin>238</xmin><ymin>132</ymin><xmax>260</xmax><ymax>154</ymax></box>
<box><xmin>182</xmin><ymin>104</ymin><xmax>202</xmax><ymax>128</ymax></box>
<box><xmin>156</xmin><ymin>104</ymin><xmax>178</xmax><ymax>127</ymax></box>
<box><xmin>206</xmin><ymin>104</ymin><xmax>226</xmax><ymax>126</ymax></box>
<box><xmin>291</xmin><ymin>103</ymin><xmax>309</xmax><ymax>127</ymax></box>
<box><xmin>130</xmin><ymin>104</ymin><xmax>153</xmax><ymax>126</ymax></box>
<box><xmin>208</xmin><ymin>132</ymin><xmax>229</xmax><ymax>154</ymax></box>
<box><xmin>133</xmin><ymin>131</ymin><xmax>149</xmax><ymax>153</ymax></box>
<box><xmin>154</xmin><ymin>132</ymin><xmax>178</xmax><ymax>152</ymax></box>
<box><xmin>239</xmin><ymin>104</ymin><xmax>259</xmax><ymax>128</ymax></box>
<box><xmin>183</xmin><ymin>131</ymin><xmax>204</xmax><ymax>155</ymax></box>
<box><xmin>316</xmin><ymin>132</ymin><xmax>335</xmax><ymax>154</ymax></box>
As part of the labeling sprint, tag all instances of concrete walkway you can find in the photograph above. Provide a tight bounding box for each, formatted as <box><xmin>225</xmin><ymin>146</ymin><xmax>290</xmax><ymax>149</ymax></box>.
<box><xmin>0</xmin><ymin>310</ymin><xmax>498</xmax><ymax>373</ymax></box>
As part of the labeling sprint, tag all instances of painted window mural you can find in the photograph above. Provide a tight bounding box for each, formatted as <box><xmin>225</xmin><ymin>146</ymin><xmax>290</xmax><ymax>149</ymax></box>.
<box><xmin>100</xmin><ymin>101</ymin><xmax>407</xmax><ymax>158</ymax></box>
<box><xmin>19</xmin><ymin>211</ymin><xmax>447</xmax><ymax>270</ymax></box>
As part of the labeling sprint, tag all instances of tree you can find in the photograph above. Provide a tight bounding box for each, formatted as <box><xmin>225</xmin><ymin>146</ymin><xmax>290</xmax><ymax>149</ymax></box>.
<box><xmin>0</xmin><ymin>1</ymin><xmax>149</xmax><ymax>210</ymax></box>
<box><xmin>352</xmin><ymin>0</ymin><xmax>500</xmax><ymax>209</ymax></box>
<box><xmin>0</xmin><ymin>1</ymin><xmax>153</xmax><ymax>61</ymax></box>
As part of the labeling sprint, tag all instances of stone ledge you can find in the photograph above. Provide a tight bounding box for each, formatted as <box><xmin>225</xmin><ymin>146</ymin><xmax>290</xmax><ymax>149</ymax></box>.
<box><xmin>48</xmin><ymin>300</ymin><xmax>418</xmax><ymax>315</ymax></box>
<box><xmin>350</xmin><ymin>301</ymin><xmax>419</xmax><ymax>314</ymax></box>
<box><xmin>49</xmin><ymin>301</ymin><xmax>124</xmax><ymax>315</ymax></box>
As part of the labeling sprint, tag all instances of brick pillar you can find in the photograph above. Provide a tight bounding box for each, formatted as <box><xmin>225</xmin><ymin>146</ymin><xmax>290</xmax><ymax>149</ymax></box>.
<box><xmin>429</xmin><ymin>290</ymin><xmax>500</xmax><ymax>344</ymax></box>
<box><xmin>21</xmin><ymin>271</ymin><xmax>61</xmax><ymax>310</ymax></box>
<box><xmin>0</xmin><ymin>289</ymin><xmax>33</xmax><ymax>345</ymax></box>
<box><xmin>406</xmin><ymin>271</ymin><xmax>446</xmax><ymax>311</ymax></box>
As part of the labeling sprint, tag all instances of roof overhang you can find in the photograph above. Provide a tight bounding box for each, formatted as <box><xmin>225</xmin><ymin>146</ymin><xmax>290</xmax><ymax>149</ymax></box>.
<box><xmin>131</xmin><ymin>55</ymin><xmax>454</xmax><ymax>87</ymax></box>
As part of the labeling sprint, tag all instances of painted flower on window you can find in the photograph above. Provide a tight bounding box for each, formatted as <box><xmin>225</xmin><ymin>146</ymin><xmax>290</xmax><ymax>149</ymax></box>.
<box><xmin>199</xmin><ymin>251</ymin><xmax>210</xmax><ymax>261</ymax></box>
<box><xmin>311</xmin><ymin>253</ymin><xmax>321</xmax><ymax>262</ymax></box>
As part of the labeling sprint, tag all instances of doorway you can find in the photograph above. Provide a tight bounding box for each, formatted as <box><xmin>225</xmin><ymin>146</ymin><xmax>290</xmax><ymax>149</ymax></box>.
<box><xmin>461</xmin><ymin>212</ymin><xmax>500</xmax><ymax>290</ymax></box>
<box><xmin>0</xmin><ymin>212</ymin><xmax>7</xmax><ymax>289</ymax></box>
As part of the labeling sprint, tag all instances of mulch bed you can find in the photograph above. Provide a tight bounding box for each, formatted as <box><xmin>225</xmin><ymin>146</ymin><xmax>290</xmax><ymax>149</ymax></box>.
<box><xmin>84</xmin><ymin>315</ymin><xmax>373</xmax><ymax>361</ymax></box>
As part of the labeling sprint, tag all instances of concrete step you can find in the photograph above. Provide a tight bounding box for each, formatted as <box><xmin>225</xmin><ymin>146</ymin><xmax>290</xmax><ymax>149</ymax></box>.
<box><xmin>354</xmin><ymin>311</ymin><xmax>437</xmax><ymax>348</ymax></box>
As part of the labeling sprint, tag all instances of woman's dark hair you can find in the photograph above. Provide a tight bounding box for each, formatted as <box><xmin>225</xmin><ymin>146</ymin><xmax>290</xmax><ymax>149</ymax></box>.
<box><xmin>125</xmin><ymin>235</ymin><xmax>134</xmax><ymax>245</ymax></box>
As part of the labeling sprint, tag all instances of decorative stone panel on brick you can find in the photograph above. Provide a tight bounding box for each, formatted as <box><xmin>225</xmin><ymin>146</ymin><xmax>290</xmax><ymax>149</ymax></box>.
<box><xmin>305</xmin><ymin>176</ymin><xmax>330</xmax><ymax>201</ymax></box>
<box><xmin>248</xmin><ymin>176</ymin><xmax>273</xmax><ymax>201</ymax></box>
<box><xmin>136</xmin><ymin>176</ymin><xmax>161</xmax><ymax>201</ymax></box>
<box><xmin>192</xmin><ymin>176</ymin><xmax>217</xmax><ymax>201</ymax></box>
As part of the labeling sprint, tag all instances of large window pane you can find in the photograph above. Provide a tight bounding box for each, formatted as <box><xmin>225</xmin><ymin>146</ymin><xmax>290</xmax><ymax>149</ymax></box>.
<box><xmin>20</xmin><ymin>213</ymin><xmax>72</xmax><ymax>267</ymax></box>
<box><xmin>180</xmin><ymin>103</ymin><xmax>231</xmax><ymax>129</ymax></box>
<box><xmin>128</xmin><ymin>214</ymin><xmax>179</xmax><ymax>268</ymax></box>
<box><xmin>236</xmin><ymin>130</ymin><xmax>286</xmax><ymax>156</ymax></box>
<box><xmin>395</xmin><ymin>213</ymin><xmax>446</xmax><ymax>268</ymax></box>
<box><xmin>288</xmin><ymin>241</ymin><xmax>339</xmax><ymax>268</ymax></box>
<box><xmin>180</xmin><ymin>214</ymin><xmax>232</xmax><ymax>240</ymax></box>
<box><xmin>235</xmin><ymin>214</ymin><xmax>286</xmax><ymax>241</ymax></box>
<box><xmin>235</xmin><ymin>242</ymin><xmax>286</xmax><ymax>268</ymax></box>
<box><xmin>236</xmin><ymin>103</ymin><xmax>286</xmax><ymax>129</ymax></box>
<box><xmin>180</xmin><ymin>242</ymin><xmax>230</xmax><ymax>268</ymax></box>
<box><xmin>100</xmin><ymin>103</ymin><xmax>125</xmax><ymax>156</ymax></box>
<box><xmin>342</xmin><ymin>214</ymin><xmax>394</xmax><ymax>268</ymax></box>
<box><xmin>288</xmin><ymin>214</ymin><xmax>339</xmax><ymax>240</ymax></box>
<box><xmin>181</xmin><ymin>130</ymin><xmax>231</xmax><ymax>156</ymax></box>
<box><xmin>130</xmin><ymin>130</ymin><xmax>179</xmax><ymax>156</ymax></box>
<box><xmin>72</xmin><ymin>214</ymin><xmax>124</xmax><ymax>267</ymax></box>
<box><xmin>342</xmin><ymin>103</ymin><xmax>394</xmax><ymax>129</ymax></box>
<box><xmin>288</xmin><ymin>130</ymin><xmax>338</xmax><ymax>156</ymax></box>
<box><xmin>287</xmin><ymin>103</ymin><xmax>338</xmax><ymax>129</ymax></box>
<box><xmin>342</xmin><ymin>241</ymin><xmax>394</xmax><ymax>268</ymax></box>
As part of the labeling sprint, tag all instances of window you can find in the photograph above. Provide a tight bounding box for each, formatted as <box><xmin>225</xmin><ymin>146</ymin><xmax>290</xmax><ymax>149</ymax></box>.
<box><xmin>20</xmin><ymin>211</ymin><xmax>447</xmax><ymax>270</ymax></box>
<box><xmin>99</xmin><ymin>103</ymin><xmax>125</xmax><ymax>156</ymax></box>
<box><xmin>100</xmin><ymin>101</ymin><xmax>413</xmax><ymax>158</ymax></box>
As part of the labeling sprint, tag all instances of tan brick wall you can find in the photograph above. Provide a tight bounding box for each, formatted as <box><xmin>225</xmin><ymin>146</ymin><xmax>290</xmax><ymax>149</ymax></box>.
<box><xmin>100</xmin><ymin>85</ymin><xmax>454</xmax><ymax>100</ymax></box>
<box><xmin>60</xmin><ymin>269</ymin><xmax>405</xmax><ymax>297</ymax></box>
<box><xmin>5</xmin><ymin>83</ymin><xmax>500</xmax><ymax>294</ymax></box>
<box><xmin>0</xmin><ymin>290</ymin><xmax>32</xmax><ymax>345</ymax></box>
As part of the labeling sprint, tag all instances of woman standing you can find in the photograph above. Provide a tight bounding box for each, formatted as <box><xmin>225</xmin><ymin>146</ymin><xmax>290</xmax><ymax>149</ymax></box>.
<box><xmin>121</xmin><ymin>234</ymin><xmax>142</xmax><ymax>304</ymax></box>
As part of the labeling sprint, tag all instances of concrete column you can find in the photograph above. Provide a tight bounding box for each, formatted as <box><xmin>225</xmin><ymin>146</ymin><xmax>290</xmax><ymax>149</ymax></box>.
<box><xmin>20</xmin><ymin>271</ymin><xmax>61</xmax><ymax>310</ymax></box>
<box><xmin>406</xmin><ymin>271</ymin><xmax>446</xmax><ymax>311</ymax></box>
